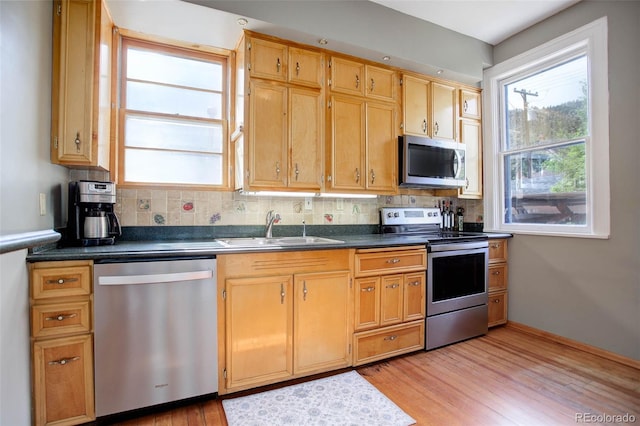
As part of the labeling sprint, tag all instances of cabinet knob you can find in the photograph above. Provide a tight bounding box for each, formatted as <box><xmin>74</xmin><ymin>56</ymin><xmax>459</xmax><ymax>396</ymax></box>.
<box><xmin>383</xmin><ymin>335</ymin><xmax>398</xmax><ymax>341</ymax></box>
<box><xmin>276</xmin><ymin>57</ymin><xmax>281</xmax><ymax>72</ymax></box>
<box><xmin>46</xmin><ymin>277</ymin><xmax>78</xmax><ymax>285</ymax></box>
<box><xmin>74</xmin><ymin>132</ymin><xmax>81</xmax><ymax>152</ymax></box>
<box><xmin>386</xmin><ymin>283</ymin><xmax>400</xmax><ymax>289</ymax></box>
<box><xmin>370</xmin><ymin>169</ymin><xmax>375</xmax><ymax>185</ymax></box>
<box><xmin>296</xmin><ymin>62</ymin><xmax>300</xmax><ymax>76</ymax></box>
<box><xmin>354</xmin><ymin>168</ymin><xmax>360</xmax><ymax>183</ymax></box>
<box><xmin>370</xmin><ymin>78</ymin><xmax>375</xmax><ymax>92</ymax></box>
<box><xmin>361</xmin><ymin>286</ymin><xmax>375</xmax><ymax>292</ymax></box>
<box><xmin>464</xmin><ymin>100</ymin><xmax>468</xmax><ymax>112</ymax></box>
<box><xmin>385</xmin><ymin>258</ymin><xmax>400</xmax><ymax>264</ymax></box>
<box><xmin>422</xmin><ymin>119</ymin><xmax>427</xmax><ymax>133</ymax></box>
<box><xmin>355</xmin><ymin>74</ymin><xmax>360</xmax><ymax>88</ymax></box>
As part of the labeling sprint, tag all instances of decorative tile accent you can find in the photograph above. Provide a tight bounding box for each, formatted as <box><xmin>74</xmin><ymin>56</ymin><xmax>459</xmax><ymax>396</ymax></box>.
<box><xmin>324</xmin><ymin>214</ymin><xmax>333</xmax><ymax>223</ymax></box>
<box><xmin>182</xmin><ymin>201</ymin><xmax>194</xmax><ymax>212</ymax></box>
<box><xmin>153</xmin><ymin>213</ymin><xmax>165</xmax><ymax>225</ymax></box>
<box><xmin>210</xmin><ymin>213</ymin><xmax>221</xmax><ymax>224</ymax></box>
<box><xmin>138</xmin><ymin>199</ymin><xmax>150</xmax><ymax>211</ymax></box>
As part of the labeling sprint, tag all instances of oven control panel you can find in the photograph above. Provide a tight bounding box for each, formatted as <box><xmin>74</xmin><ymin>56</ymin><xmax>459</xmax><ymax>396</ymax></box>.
<box><xmin>380</xmin><ymin>207</ymin><xmax>441</xmax><ymax>226</ymax></box>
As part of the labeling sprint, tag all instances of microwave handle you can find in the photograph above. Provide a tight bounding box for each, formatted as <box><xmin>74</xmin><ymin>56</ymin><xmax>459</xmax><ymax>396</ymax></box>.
<box><xmin>452</xmin><ymin>151</ymin><xmax>460</xmax><ymax>177</ymax></box>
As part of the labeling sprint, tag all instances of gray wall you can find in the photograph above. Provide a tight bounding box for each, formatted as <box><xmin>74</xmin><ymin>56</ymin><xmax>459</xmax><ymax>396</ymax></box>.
<box><xmin>0</xmin><ymin>1</ymin><xmax>68</xmax><ymax>424</ymax></box>
<box><xmin>492</xmin><ymin>1</ymin><xmax>640</xmax><ymax>360</ymax></box>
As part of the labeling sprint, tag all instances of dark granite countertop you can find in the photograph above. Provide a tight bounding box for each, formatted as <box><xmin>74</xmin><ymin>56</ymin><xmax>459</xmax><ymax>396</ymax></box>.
<box><xmin>26</xmin><ymin>226</ymin><xmax>512</xmax><ymax>262</ymax></box>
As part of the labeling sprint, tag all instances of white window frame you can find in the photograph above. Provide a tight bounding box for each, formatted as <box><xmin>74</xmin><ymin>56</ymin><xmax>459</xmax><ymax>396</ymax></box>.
<box><xmin>483</xmin><ymin>17</ymin><xmax>609</xmax><ymax>238</ymax></box>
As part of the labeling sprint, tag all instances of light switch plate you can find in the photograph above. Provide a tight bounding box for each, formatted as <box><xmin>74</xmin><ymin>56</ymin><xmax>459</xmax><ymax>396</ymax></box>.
<box><xmin>39</xmin><ymin>193</ymin><xmax>46</xmax><ymax>216</ymax></box>
<box><xmin>304</xmin><ymin>197</ymin><xmax>313</xmax><ymax>210</ymax></box>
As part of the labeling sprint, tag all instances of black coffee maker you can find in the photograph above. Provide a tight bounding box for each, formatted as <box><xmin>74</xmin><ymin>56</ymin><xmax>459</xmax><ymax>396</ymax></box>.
<box><xmin>66</xmin><ymin>181</ymin><xmax>121</xmax><ymax>246</ymax></box>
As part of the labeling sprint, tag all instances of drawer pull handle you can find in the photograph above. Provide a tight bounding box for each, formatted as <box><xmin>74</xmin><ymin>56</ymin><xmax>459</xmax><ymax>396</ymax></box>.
<box><xmin>361</xmin><ymin>286</ymin><xmax>375</xmax><ymax>292</ymax></box>
<box><xmin>408</xmin><ymin>281</ymin><xmax>420</xmax><ymax>286</ymax></box>
<box><xmin>385</xmin><ymin>258</ymin><xmax>400</xmax><ymax>264</ymax></box>
<box><xmin>386</xmin><ymin>283</ymin><xmax>400</xmax><ymax>289</ymax></box>
<box><xmin>303</xmin><ymin>281</ymin><xmax>308</xmax><ymax>301</ymax></box>
<box><xmin>384</xmin><ymin>335</ymin><xmax>398</xmax><ymax>341</ymax></box>
<box><xmin>48</xmin><ymin>356</ymin><xmax>80</xmax><ymax>366</ymax></box>
<box><xmin>490</xmin><ymin>243</ymin><xmax>501</xmax><ymax>249</ymax></box>
<box><xmin>493</xmin><ymin>298</ymin><xmax>501</xmax><ymax>303</ymax></box>
<box><xmin>45</xmin><ymin>313</ymin><xmax>77</xmax><ymax>322</ymax></box>
<box><xmin>492</xmin><ymin>271</ymin><xmax>501</xmax><ymax>275</ymax></box>
<box><xmin>46</xmin><ymin>277</ymin><xmax>79</xmax><ymax>285</ymax></box>
<box><xmin>280</xmin><ymin>283</ymin><xmax>285</xmax><ymax>304</ymax></box>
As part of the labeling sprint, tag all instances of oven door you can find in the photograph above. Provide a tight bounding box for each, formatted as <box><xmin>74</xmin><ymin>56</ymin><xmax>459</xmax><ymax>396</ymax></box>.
<box><xmin>427</xmin><ymin>242</ymin><xmax>488</xmax><ymax>316</ymax></box>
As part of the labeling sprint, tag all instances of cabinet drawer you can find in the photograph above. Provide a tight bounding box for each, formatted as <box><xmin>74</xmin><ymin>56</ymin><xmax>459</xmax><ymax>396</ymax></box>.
<box><xmin>488</xmin><ymin>291</ymin><xmax>507</xmax><ymax>327</ymax></box>
<box><xmin>32</xmin><ymin>334</ymin><xmax>95</xmax><ymax>425</ymax></box>
<box><xmin>353</xmin><ymin>320</ymin><xmax>424</xmax><ymax>366</ymax></box>
<box><xmin>355</xmin><ymin>248</ymin><xmax>426</xmax><ymax>276</ymax></box>
<box><xmin>488</xmin><ymin>264</ymin><xmax>507</xmax><ymax>292</ymax></box>
<box><xmin>31</xmin><ymin>262</ymin><xmax>92</xmax><ymax>300</ymax></box>
<box><xmin>32</xmin><ymin>301</ymin><xmax>91</xmax><ymax>339</ymax></box>
<box><xmin>488</xmin><ymin>239</ymin><xmax>508</xmax><ymax>263</ymax></box>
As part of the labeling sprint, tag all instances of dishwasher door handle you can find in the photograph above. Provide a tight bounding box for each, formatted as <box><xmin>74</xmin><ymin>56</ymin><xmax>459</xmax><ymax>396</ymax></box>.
<box><xmin>98</xmin><ymin>270</ymin><xmax>213</xmax><ymax>286</ymax></box>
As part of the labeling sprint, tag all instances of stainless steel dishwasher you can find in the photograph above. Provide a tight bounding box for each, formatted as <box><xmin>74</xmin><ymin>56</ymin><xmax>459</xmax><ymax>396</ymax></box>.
<box><xmin>93</xmin><ymin>257</ymin><xmax>217</xmax><ymax>417</ymax></box>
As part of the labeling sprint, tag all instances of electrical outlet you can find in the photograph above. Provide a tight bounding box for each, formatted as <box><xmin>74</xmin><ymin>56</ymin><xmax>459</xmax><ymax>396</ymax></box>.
<box><xmin>304</xmin><ymin>197</ymin><xmax>313</xmax><ymax>210</ymax></box>
<box><xmin>39</xmin><ymin>193</ymin><xmax>46</xmax><ymax>216</ymax></box>
<box><xmin>336</xmin><ymin>198</ymin><xmax>344</xmax><ymax>211</ymax></box>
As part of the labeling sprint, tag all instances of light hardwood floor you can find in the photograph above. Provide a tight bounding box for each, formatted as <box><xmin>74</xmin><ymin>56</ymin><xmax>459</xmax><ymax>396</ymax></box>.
<box><xmin>112</xmin><ymin>325</ymin><xmax>639</xmax><ymax>425</ymax></box>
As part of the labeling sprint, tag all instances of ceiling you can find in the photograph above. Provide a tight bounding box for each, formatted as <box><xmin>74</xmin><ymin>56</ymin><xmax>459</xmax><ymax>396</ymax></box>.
<box><xmin>369</xmin><ymin>0</ymin><xmax>581</xmax><ymax>45</ymax></box>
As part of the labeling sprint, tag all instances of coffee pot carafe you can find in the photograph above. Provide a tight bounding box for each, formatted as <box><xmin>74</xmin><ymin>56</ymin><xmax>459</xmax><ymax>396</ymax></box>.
<box><xmin>84</xmin><ymin>210</ymin><xmax>109</xmax><ymax>239</ymax></box>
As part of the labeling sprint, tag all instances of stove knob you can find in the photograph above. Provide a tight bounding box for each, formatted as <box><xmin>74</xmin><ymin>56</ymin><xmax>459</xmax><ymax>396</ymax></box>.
<box><xmin>387</xmin><ymin>212</ymin><xmax>394</xmax><ymax>218</ymax></box>
<box><xmin>394</xmin><ymin>212</ymin><xmax>400</xmax><ymax>218</ymax></box>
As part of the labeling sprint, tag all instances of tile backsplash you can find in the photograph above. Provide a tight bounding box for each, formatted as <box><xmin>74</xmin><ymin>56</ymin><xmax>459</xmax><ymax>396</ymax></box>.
<box><xmin>69</xmin><ymin>170</ymin><xmax>483</xmax><ymax>228</ymax></box>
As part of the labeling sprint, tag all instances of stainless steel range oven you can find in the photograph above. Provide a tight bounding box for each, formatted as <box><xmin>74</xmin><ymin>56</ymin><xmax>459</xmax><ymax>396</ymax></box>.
<box><xmin>426</xmin><ymin>240</ymin><xmax>488</xmax><ymax>350</ymax></box>
<box><xmin>380</xmin><ymin>207</ymin><xmax>489</xmax><ymax>350</ymax></box>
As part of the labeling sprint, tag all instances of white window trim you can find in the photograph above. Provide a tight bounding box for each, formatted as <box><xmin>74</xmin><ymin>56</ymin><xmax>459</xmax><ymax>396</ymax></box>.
<box><xmin>483</xmin><ymin>17</ymin><xmax>610</xmax><ymax>239</ymax></box>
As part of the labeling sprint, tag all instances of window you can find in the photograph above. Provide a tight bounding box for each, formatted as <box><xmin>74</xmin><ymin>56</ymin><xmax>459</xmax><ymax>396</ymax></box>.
<box><xmin>117</xmin><ymin>37</ymin><xmax>229</xmax><ymax>188</ymax></box>
<box><xmin>483</xmin><ymin>18</ymin><xmax>609</xmax><ymax>238</ymax></box>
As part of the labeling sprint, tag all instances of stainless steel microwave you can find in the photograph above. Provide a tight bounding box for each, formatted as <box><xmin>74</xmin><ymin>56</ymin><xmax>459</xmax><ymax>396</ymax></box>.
<box><xmin>398</xmin><ymin>135</ymin><xmax>466</xmax><ymax>188</ymax></box>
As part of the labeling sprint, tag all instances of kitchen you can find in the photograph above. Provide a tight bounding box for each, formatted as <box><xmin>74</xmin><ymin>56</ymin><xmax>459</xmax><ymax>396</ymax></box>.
<box><xmin>1</xmin><ymin>1</ymin><xmax>639</xmax><ymax>425</ymax></box>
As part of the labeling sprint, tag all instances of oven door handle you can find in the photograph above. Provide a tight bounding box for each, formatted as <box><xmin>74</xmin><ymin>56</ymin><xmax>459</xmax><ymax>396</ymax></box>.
<box><xmin>429</xmin><ymin>241</ymin><xmax>488</xmax><ymax>252</ymax></box>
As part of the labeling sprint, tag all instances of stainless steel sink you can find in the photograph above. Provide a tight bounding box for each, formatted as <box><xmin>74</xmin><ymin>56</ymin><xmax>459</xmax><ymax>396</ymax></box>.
<box><xmin>215</xmin><ymin>236</ymin><xmax>343</xmax><ymax>248</ymax></box>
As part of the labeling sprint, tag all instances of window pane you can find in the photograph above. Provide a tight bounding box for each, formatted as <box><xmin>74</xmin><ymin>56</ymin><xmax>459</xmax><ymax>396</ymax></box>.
<box><xmin>504</xmin><ymin>55</ymin><xmax>588</xmax><ymax>150</ymax></box>
<box><xmin>504</xmin><ymin>142</ymin><xmax>586</xmax><ymax>225</ymax></box>
<box><xmin>124</xmin><ymin>149</ymin><xmax>223</xmax><ymax>185</ymax></box>
<box><xmin>124</xmin><ymin>115</ymin><xmax>223</xmax><ymax>153</ymax></box>
<box><xmin>126</xmin><ymin>81</ymin><xmax>222</xmax><ymax>119</ymax></box>
<box><xmin>127</xmin><ymin>48</ymin><xmax>222</xmax><ymax>91</ymax></box>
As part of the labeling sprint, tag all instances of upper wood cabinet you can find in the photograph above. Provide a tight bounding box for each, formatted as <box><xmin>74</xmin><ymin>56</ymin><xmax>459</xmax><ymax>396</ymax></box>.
<box><xmin>51</xmin><ymin>0</ymin><xmax>112</xmax><ymax>170</ymax></box>
<box><xmin>327</xmin><ymin>96</ymin><xmax>397</xmax><ymax>194</ymax></box>
<box><xmin>247</xmin><ymin>38</ymin><xmax>288</xmax><ymax>81</ymax></box>
<box><xmin>460</xmin><ymin>88</ymin><xmax>482</xmax><ymax>119</ymax></box>
<box><xmin>402</xmin><ymin>75</ymin><xmax>458</xmax><ymax>142</ymax></box>
<box><xmin>459</xmin><ymin>118</ymin><xmax>483</xmax><ymax>199</ymax></box>
<box><xmin>402</xmin><ymin>75</ymin><xmax>430</xmax><ymax>136</ymax></box>
<box><xmin>330</xmin><ymin>57</ymin><xmax>365</xmax><ymax>96</ymax></box>
<box><xmin>242</xmin><ymin>34</ymin><xmax>324</xmax><ymax>192</ymax></box>
<box><xmin>330</xmin><ymin>57</ymin><xmax>397</xmax><ymax>102</ymax></box>
<box><xmin>288</xmin><ymin>47</ymin><xmax>323</xmax><ymax>88</ymax></box>
<box><xmin>431</xmin><ymin>81</ymin><xmax>458</xmax><ymax>142</ymax></box>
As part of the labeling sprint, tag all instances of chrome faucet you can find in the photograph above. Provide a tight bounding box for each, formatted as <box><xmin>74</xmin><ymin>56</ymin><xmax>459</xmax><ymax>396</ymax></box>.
<box><xmin>265</xmin><ymin>210</ymin><xmax>280</xmax><ymax>238</ymax></box>
<box><xmin>302</xmin><ymin>220</ymin><xmax>306</xmax><ymax>237</ymax></box>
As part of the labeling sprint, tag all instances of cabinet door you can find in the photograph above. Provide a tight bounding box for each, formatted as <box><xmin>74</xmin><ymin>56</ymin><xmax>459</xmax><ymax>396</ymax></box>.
<box><xmin>355</xmin><ymin>277</ymin><xmax>380</xmax><ymax>331</ymax></box>
<box><xmin>402</xmin><ymin>75</ymin><xmax>429</xmax><ymax>136</ymax></box>
<box><xmin>366</xmin><ymin>102</ymin><xmax>397</xmax><ymax>193</ymax></box>
<box><xmin>33</xmin><ymin>334</ymin><xmax>95</xmax><ymax>425</ymax></box>
<box><xmin>431</xmin><ymin>82</ymin><xmax>457</xmax><ymax>141</ymax></box>
<box><xmin>488</xmin><ymin>291</ymin><xmax>508</xmax><ymax>327</ymax></box>
<box><xmin>226</xmin><ymin>275</ymin><xmax>293</xmax><ymax>390</ymax></box>
<box><xmin>289</xmin><ymin>87</ymin><xmax>322</xmax><ymax>190</ymax></box>
<box><xmin>328</xmin><ymin>95</ymin><xmax>365</xmax><ymax>191</ymax></box>
<box><xmin>330</xmin><ymin>57</ymin><xmax>365</xmax><ymax>96</ymax></box>
<box><xmin>459</xmin><ymin>119</ymin><xmax>483</xmax><ymax>199</ymax></box>
<box><xmin>460</xmin><ymin>89</ymin><xmax>481</xmax><ymax>119</ymax></box>
<box><xmin>380</xmin><ymin>274</ymin><xmax>403</xmax><ymax>326</ymax></box>
<box><xmin>403</xmin><ymin>272</ymin><xmax>425</xmax><ymax>322</ymax></box>
<box><xmin>294</xmin><ymin>271</ymin><xmax>351</xmax><ymax>374</ymax></box>
<box><xmin>289</xmin><ymin>47</ymin><xmax>323</xmax><ymax>88</ymax></box>
<box><xmin>248</xmin><ymin>38</ymin><xmax>287</xmax><ymax>81</ymax></box>
<box><xmin>51</xmin><ymin>0</ymin><xmax>96</xmax><ymax>167</ymax></box>
<box><xmin>248</xmin><ymin>80</ymin><xmax>287</xmax><ymax>189</ymax></box>
<box><xmin>365</xmin><ymin>65</ymin><xmax>395</xmax><ymax>101</ymax></box>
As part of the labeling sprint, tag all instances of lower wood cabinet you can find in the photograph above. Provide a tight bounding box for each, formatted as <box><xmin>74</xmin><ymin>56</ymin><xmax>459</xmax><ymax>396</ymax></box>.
<box><xmin>352</xmin><ymin>246</ymin><xmax>426</xmax><ymax>366</ymax></box>
<box><xmin>488</xmin><ymin>239</ymin><xmax>509</xmax><ymax>327</ymax></box>
<box><xmin>218</xmin><ymin>249</ymin><xmax>353</xmax><ymax>394</ymax></box>
<box><xmin>29</xmin><ymin>260</ymin><xmax>95</xmax><ymax>426</ymax></box>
